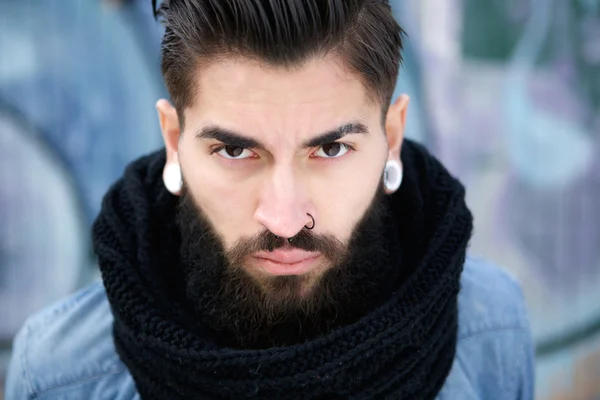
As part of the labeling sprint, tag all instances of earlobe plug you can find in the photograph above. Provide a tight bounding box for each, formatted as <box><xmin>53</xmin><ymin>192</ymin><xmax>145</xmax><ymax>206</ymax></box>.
<box><xmin>163</xmin><ymin>163</ymin><xmax>182</xmax><ymax>195</ymax></box>
<box><xmin>383</xmin><ymin>160</ymin><xmax>403</xmax><ymax>192</ymax></box>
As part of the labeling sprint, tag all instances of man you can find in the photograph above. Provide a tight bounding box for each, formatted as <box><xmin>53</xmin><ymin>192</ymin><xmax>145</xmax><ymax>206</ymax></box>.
<box><xmin>5</xmin><ymin>0</ymin><xmax>534</xmax><ymax>399</ymax></box>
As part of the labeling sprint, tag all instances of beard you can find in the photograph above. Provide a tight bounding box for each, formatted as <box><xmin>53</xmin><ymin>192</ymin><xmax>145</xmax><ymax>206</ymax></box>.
<box><xmin>176</xmin><ymin>184</ymin><xmax>396</xmax><ymax>349</ymax></box>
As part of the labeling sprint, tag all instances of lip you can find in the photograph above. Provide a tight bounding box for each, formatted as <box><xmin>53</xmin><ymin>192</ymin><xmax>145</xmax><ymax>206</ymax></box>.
<box><xmin>252</xmin><ymin>249</ymin><xmax>321</xmax><ymax>276</ymax></box>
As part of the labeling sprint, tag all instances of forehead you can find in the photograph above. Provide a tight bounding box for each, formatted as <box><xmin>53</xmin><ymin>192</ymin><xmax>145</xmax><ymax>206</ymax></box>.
<box><xmin>185</xmin><ymin>55</ymin><xmax>375</xmax><ymax>129</ymax></box>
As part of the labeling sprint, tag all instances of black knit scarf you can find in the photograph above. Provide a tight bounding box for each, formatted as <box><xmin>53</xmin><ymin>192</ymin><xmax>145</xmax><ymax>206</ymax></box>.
<box><xmin>93</xmin><ymin>139</ymin><xmax>473</xmax><ymax>400</ymax></box>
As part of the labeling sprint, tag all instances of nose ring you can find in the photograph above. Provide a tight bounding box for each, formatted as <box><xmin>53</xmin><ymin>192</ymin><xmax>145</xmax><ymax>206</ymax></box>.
<box><xmin>305</xmin><ymin>213</ymin><xmax>315</xmax><ymax>230</ymax></box>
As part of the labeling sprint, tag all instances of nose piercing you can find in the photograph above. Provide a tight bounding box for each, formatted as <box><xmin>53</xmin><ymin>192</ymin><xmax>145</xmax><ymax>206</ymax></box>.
<box><xmin>305</xmin><ymin>213</ymin><xmax>315</xmax><ymax>230</ymax></box>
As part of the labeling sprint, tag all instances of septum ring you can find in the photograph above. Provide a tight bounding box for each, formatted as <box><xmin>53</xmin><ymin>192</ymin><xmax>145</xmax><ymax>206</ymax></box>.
<box><xmin>305</xmin><ymin>213</ymin><xmax>315</xmax><ymax>230</ymax></box>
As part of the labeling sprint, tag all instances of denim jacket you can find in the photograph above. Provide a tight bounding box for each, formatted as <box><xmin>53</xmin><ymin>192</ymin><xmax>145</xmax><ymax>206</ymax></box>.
<box><xmin>5</xmin><ymin>257</ymin><xmax>535</xmax><ymax>399</ymax></box>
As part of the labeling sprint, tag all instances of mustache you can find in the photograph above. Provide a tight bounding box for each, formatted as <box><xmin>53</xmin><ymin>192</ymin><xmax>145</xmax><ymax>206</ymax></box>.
<box><xmin>228</xmin><ymin>228</ymin><xmax>347</xmax><ymax>266</ymax></box>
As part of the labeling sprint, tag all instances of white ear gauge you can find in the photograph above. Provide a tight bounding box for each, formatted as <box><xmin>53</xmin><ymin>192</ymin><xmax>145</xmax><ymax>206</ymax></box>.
<box><xmin>163</xmin><ymin>163</ymin><xmax>182</xmax><ymax>194</ymax></box>
<box><xmin>384</xmin><ymin>160</ymin><xmax>403</xmax><ymax>192</ymax></box>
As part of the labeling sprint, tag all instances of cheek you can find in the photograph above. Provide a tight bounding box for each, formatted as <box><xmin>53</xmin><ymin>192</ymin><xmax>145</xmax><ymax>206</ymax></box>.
<box><xmin>312</xmin><ymin>157</ymin><xmax>383</xmax><ymax>242</ymax></box>
<box><xmin>183</xmin><ymin>160</ymin><xmax>259</xmax><ymax>248</ymax></box>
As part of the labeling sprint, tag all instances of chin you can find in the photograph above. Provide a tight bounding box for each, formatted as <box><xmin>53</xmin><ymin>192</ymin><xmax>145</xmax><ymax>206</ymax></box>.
<box><xmin>256</xmin><ymin>267</ymin><xmax>329</xmax><ymax>302</ymax></box>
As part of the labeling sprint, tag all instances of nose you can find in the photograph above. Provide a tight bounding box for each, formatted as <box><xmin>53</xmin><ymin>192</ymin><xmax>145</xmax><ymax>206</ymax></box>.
<box><xmin>253</xmin><ymin>165</ymin><xmax>313</xmax><ymax>238</ymax></box>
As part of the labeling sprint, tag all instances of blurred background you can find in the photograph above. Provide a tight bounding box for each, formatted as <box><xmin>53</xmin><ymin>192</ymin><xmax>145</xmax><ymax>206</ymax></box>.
<box><xmin>0</xmin><ymin>0</ymin><xmax>599</xmax><ymax>398</ymax></box>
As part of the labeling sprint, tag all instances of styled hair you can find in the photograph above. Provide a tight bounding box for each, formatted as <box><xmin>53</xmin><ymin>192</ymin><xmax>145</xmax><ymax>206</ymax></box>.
<box><xmin>154</xmin><ymin>0</ymin><xmax>405</xmax><ymax>125</ymax></box>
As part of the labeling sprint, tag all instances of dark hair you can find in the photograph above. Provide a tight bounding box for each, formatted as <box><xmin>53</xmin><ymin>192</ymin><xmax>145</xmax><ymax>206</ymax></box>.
<box><xmin>154</xmin><ymin>0</ymin><xmax>405</xmax><ymax>126</ymax></box>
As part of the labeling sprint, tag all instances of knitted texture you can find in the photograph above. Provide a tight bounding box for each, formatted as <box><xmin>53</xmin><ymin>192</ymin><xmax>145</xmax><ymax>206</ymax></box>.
<box><xmin>93</xmin><ymin>139</ymin><xmax>473</xmax><ymax>399</ymax></box>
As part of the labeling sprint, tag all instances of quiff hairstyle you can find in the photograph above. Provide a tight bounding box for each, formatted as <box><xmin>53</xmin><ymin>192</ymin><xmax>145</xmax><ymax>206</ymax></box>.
<box><xmin>154</xmin><ymin>0</ymin><xmax>405</xmax><ymax>126</ymax></box>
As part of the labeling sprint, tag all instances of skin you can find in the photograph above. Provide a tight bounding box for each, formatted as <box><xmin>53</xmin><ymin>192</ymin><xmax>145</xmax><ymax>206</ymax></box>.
<box><xmin>157</xmin><ymin>54</ymin><xmax>409</xmax><ymax>290</ymax></box>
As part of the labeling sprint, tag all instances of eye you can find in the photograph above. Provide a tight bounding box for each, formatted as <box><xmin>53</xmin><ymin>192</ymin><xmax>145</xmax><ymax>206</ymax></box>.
<box><xmin>314</xmin><ymin>143</ymin><xmax>351</xmax><ymax>159</ymax></box>
<box><xmin>216</xmin><ymin>145</ymin><xmax>254</xmax><ymax>160</ymax></box>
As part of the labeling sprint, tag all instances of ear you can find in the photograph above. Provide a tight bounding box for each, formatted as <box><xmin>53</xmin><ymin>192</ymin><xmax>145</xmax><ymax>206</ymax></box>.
<box><xmin>156</xmin><ymin>99</ymin><xmax>181</xmax><ymax>166</ymax></box>
<box><xmin>384</xmin><ymin>94</ymin><xmax>410</xmax><ymax>162</ymax></box>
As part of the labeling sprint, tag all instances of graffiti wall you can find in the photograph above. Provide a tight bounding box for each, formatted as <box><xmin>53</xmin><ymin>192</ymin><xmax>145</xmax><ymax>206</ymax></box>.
<box><xmin>1</xmin><ymin>0</ymin><xmax>598</xmax><ymax>398</ymax></box>
<box><xmin>405</xmin><ymin>0</ymin><xmax>600</xmax><ymax>398</ymax></box>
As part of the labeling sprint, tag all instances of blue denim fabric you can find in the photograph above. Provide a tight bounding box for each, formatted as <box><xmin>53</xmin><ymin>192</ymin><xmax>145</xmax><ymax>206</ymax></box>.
<box><xmin>5</xmin><ymin>256</ymin><xmax>534</xmax><ymax>400</ymax></box>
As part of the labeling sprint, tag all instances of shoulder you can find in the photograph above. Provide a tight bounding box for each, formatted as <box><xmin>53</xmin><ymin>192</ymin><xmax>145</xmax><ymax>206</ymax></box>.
<box><xmin>438</xmin><ymin>256</ymin><xmax>535</xmax><ymax>400</ymax></box>
<box><xmin>458</xmin><ymin>255</ymin><xmax>530</xmax><ymax>338</ymax></box>
<box><xmin>5</xmin><ymin>281</ymin><xmax>138</xmax><ymax>400</ymax></box>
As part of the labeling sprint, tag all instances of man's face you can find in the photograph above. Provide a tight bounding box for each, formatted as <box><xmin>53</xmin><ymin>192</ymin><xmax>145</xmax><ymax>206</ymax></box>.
<box><xmin>175</xmin><ymin>55</ymin><xmax>390</xmax><ymax>296</ymax></box>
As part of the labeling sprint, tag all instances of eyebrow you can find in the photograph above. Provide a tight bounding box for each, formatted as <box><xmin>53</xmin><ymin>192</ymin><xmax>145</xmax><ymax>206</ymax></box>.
<box><xmin>195</xmin><ymin>122</ymin><xmax>369</xmax><ymax>150</ymax></box>
<box><xmin>302</xmin><ymin>122</ymin><xmax>369</xmax><ymax>148</ymax></box>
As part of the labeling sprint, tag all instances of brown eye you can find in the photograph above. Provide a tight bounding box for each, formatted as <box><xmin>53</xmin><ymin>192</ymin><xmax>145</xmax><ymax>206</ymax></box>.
<box><xmin>225</xmin><ymin>146</ymin><xmax>244</xmax><ymax>157</ymax></box>
<box><xmin>322</xmin><ymin>143</ymin><xmax>341</xmax><ymax>157</ymax></box>
<box><xmin>217</xmin><ymin>146</ymin><xmax>253</xmax><ymax>159</ymax></box>
<box><xmin>315</xmin><ymin>143</ymin><xmax>350</xmax><ymax>159</ymax></box>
